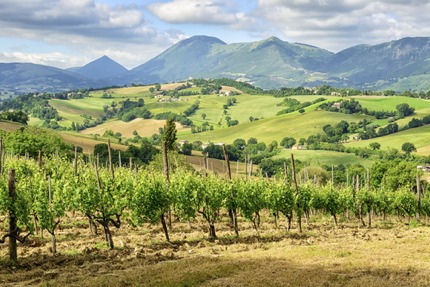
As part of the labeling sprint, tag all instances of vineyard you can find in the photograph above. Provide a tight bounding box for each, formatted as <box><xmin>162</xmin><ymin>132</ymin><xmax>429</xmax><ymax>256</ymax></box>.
<box><xmin>0</xmin><ymin>144</ymin><xmax>429</xmax><ymax>285</ymax></box>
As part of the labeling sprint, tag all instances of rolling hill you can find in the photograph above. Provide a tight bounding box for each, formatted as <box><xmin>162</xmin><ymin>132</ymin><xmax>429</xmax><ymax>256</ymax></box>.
<box><xmin>75</xmin><ymin>55</ymin><xmax>128</xmax><ymax>80</ymax></box>
<box><xmin>0</xmin><ymin>62</ymin><xmax>102</xmax><ymax>93</ymax></box>
<box><xmin>3</xmin><ymin>36</ymin><xmax>430</xmax><ymax>92</ymax></box>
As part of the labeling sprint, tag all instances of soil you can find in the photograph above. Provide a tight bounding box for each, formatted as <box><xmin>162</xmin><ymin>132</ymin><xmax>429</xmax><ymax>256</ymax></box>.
<box><xmin>1</xmin><ymin>214</ymin><xmax>430</xmax><ymax>287</ymax></box>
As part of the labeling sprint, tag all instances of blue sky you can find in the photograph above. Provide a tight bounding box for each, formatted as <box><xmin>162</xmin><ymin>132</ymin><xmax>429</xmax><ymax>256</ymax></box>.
<box><xmin>1</xmin><ymin>0</ymin><xmax>429</xmax><ymax>69</ymax></box>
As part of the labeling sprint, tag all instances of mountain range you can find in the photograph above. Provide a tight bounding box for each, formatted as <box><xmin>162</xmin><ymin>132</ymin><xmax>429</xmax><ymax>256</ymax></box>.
<box><xmin>2</xmin><ymin>35</ymin><xmax>430</xmax><ymax>93</ymax></box>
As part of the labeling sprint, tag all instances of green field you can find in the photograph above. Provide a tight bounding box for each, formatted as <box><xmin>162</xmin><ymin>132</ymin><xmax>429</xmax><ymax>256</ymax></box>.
<box><xmin>179</xmin><ymin>108</ymin><xmax>370</xmax><ymax>145</ymax></box>
<box><xmin>345</xmin><ymin>124</ymin><xmax>430</xmax><ymax>155</ymax></box>
<box><xmin>50</xmin><ymin>98</ymin><xmax>111</xmax><ymax>126</ymax></box>
<box><xmin>9</xmin><ymin>82</ymin><xmax>430</xmax><ymax>161</ymax></box>
<box><xmin>275</xmin><ymin>149</ymin><xmax>375</xmax><ymax>167</ymax></box>
<box><xmin>187</xmin><ymin>94</ymin><xmax>286</xmax><ymax>128</ymax></box>
<box><xmin>352</xmin><ymin>96</ymin><xmax>430</xmax><ymax>112</ymax></box>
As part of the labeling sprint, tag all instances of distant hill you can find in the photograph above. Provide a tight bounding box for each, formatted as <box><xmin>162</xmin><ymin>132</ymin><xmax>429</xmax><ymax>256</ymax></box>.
<box><xmin>2</xmin><ymin>36</ymin><xmax>430</xmax><ymax>92</ymax></box>
<box><xmin>119</xmin><ymin>35</ymin><xmax>334</xmax><ymax>88</ymax></box>
<box><xmin>0</xmin><ymin>63</ymin><xmax>103</xmax><ymax>93</ymax></box>
<box><xmin>323</xmin><ymin>37</ymin><xmax>430</xmax><ymax>90</ymax></box>
<box><xmin>75</xmin><ymin>55</ymin><xmax>128</xmax><ymax>80</ymax></box>
<box><xmin>117</xmin><ymin>35</ymin><xmax>430</xmax><ymax>90</ymax></box>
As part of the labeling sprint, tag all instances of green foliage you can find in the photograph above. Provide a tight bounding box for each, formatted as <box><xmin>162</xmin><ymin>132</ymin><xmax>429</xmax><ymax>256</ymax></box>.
<box><xmin>5</xmin><ymin>126</ymin><xmax>72</xmax><ymax>158</ymax></box>
<box><xmin>0</xmin><ymin>111</ymin><xmax>29</xmax><ymax>125</ymax></box>
<box><xmin>401</xmin><ymin>142</ymin><xmax>416</xmax><ymax>155</ymax></box>
<box><xmin>280</xmin><ymin>137</ymin><xmax>296</xmax><ymax>149</ymax></box>
<box><xmin>162</xmin><ymin>118</ymin><xmax>177</xmax><ymax>151</ymax></box>
<box><xmin>130</xmin><ymin>171</ymin><xmax>169</xmax><ymax>225</ymax></box>
<box><xmin>396</xmin><ymin>103</ymin><xmax>415</xmax><ymax>117</ymax></box>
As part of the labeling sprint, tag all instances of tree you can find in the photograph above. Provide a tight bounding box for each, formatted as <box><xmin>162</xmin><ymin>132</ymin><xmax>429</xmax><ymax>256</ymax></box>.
<box><xmin>180</xmin><ymin>143</ymin><xmax>193</xmax><ymax>155</ymax></box>
<box><xmin>396</xmin><ymin>103</ymin><xmax>415</xmax><ymax>117</ymax></box>
<box><xmin>233</xmin><ymin>138</ymin><xmax>246</xmax><ymax>150</ymax></box>
<box><xmin>369</xmin><ymin>142</ymin><xmax>381</xmax><ymax>150</ymax></box>
<box><xmin>201</xmin><ymin>113</ymin><xmax>206</xmax><ymax>120</ymax></box>
<box><xmin>280</xmin><ymin>137</ymin><xmax>296</xmax><ymax>149</ymax></box>
<box><xmin>401</xmin><ymin>142</ymin><xmax>416</xmax><ymax>155</ymax></box>
<box><xmin>162</xmin><ymin>118</ymin><xmax>177</xmax><ymax>151</ymax></box>
<box><xmin>247</xmin><ymin>137</ymin><xmax>258</xmax><ymax>145</ymax></box>
<box><xmin>298</xmin><ymin>108</ymin><xmax>305</xmax><ymax>114</ymax></box>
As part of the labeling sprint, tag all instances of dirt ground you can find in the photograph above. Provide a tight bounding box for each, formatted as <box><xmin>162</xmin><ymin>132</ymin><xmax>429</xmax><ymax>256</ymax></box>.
<box><xmin>1</xmin><ymin>214</ymin><xmax>430</xmax><ymax>287</ymax></box>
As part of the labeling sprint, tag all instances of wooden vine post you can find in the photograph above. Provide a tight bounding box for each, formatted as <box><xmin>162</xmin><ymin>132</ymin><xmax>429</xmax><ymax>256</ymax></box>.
<box><xmin>417</xmin><ymin>173</ymin><xmax>421</xmax><ymax>221</ymax></box>
<box><xmin>73</xmin><ymin>146</ymin><xmax>78</xmax><ymax>177</ymax></box>
<box><xmin>222</xmin><ymin>144</ymin><xmax>238</xmax><ymax>237</ymax></box>
<box><xmin>291</xmin><ymin>154</ymin><xmax>302</xmax><ymax>233</ymax></box>
<box><xmin>107</xmin><ymin>139</ymin><xmax>114</xmax><ymax>179</ymax></box>
<box><xmin>367</xmin><ymin>168</ymin><xmax>371</xmax><ymax>228</ymax></box>
<box><xmin>8</xmin><ymin>169</ymin><xmax>17</xmax><ymax>262</ymax></box>
<box><xmin>161</xmin><ymin>141</ymin><xmax>171</xmax><ymax>241</ymax></box>
<box><xmin>0</xmin><ymin>137</ymin><xmax>4</xmax><ymax>175</ymax></box>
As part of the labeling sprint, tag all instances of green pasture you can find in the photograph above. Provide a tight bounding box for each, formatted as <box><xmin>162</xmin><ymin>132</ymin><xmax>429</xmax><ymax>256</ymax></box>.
<box><xmin>274</xmin><ymin>149</ymin><xmax>374</xmax><ymax>168</ymax></box>
<box><xmin>146</xmin><ymin>98</ymin><xmax>197</xmax><ymax>115</ymax></box>
<box><xmin>345</xmin><ymin>124</ymin><xmax>430</xmax><ymax>155</ymax></box>
<box><xmin>50</xmin><ymin>98</ymin><xmax>111</xmax><ymax>127</ymax></box>
<box><xmin>289</xmin><ymin>95</ymin><xmax>342</xmax><ymax>103</ymax></box>
<box><xmin>352</xmin><ymin>96</ymin><xmax>430</xmax><ymax>112</ymax></box>
<box><xmin>187</xmin><ymin>94</ymin><xmax>285</xmax><ymax>127</ymax></box>
<box><xmin>179</xmin><ymin>109</ymin><xmax>370</xmax><ymax>145</ymax></box>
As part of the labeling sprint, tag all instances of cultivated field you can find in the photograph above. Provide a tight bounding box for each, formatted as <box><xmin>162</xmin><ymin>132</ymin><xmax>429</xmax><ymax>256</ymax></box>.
<box><xmin>80</xmin><ymin>119</ymin><xmax>185</xmax><ymax>139</ymax></box>
<box><xmin>345</xmin><ymin>125</ymin><xmax>430</xmax><ymax>155</ymax></box>
<box><xmin>275</xmin><ymin>149</ymin><xmax>375</xmax><ymax>167</ymax></box>
<box><xmin>1</xmin><ymin>215</ymin><xmax>430</xmax><ymax>287</ymax></box>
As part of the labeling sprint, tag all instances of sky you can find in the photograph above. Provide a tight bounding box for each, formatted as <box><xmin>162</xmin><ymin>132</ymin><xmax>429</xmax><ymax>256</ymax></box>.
<box><xmin>1</xmin><ymin>0</ymin><xmax>430</xmax><ymax>69</ymax></box>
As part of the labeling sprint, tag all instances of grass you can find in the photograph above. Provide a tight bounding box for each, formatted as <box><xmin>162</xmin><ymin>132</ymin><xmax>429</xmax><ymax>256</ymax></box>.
<box><xmin>50</xmin><ymin>98</ymin><xmax>110</xmax><ymax>127</ymax></box>
<box><xmin>275</xmin><ymin>149</ymin><xmax>375</xmax><ymax>167</ymax></box>
<box><xmin>352</xmin><ymin>95</ymin><xmax>430</xmax><ymax>112</ymax></box>
<box><xmin>0</xmin><ymin>120</ymin><xmax>22</xmax><ymax>131</ymax></box>
<box><xmin>80</xmin><ymin>118</ymin><xmax>185</xmax><ymax>138</ymax></box>
<box><xmin>345</xmin><ymin>125</ymin><xmax>430</xmax><ymax>155</ymax></box>
<box><xmin>60</xmin><ymin>132</ymin><xmax>127</xmax><ymax>153</ymax></box>
<box><xmin>4</xmin><ymin>217</ymin><xmax>430</xmax><ymax>287</ymax></box>
<box><xmin>180</xmin><ymin>109</ymin><xmax>370</xmax><ymax>145</ymax></box>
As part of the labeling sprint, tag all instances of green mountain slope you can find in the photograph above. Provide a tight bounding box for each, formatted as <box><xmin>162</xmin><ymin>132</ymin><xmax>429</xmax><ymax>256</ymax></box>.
<box><xmin>122</xmin><ymin>36</ymin><xmax>333</xmax><ymax>89</ymax></box>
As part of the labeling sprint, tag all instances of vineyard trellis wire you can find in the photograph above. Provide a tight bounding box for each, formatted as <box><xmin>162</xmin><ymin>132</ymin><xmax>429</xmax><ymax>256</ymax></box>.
<box><xmin>0</xmin><ymin>148</ymin><xmax>427</xmax><ymax>263</ymax></box>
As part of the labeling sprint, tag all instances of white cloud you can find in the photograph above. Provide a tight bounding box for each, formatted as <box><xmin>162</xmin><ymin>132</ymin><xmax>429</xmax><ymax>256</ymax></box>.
<box><xmin>0</xmin><ymin>51</ymin><xmax>86</xmax><ymax>68</ymax></box>
<box><xmin>147</xmin><ymin>0</ymin><xmax>247</xmax><ymax>25</ymax></box>
<box><xmin>0</xmin><ymin>0</ymin><xmax>189</xmax><ymax>68</ymax></box>
<box><xmin>255</xmin><ymin>0</ymin><xmax>430</xmax><ymax>51</ymax></box>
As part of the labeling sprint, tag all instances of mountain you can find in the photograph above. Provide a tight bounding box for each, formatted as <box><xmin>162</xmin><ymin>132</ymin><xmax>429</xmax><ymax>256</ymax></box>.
<box><xmin>116</xmin><ymin>35</ymin><xmax>228</xmax><ymax>85</ymax></box>
<box><xmin>75</xmin><ymin>55</ymin><xmax>128</xmax><ymax>80</ymax></box>
<box><xmin>323</xmin><ymin>37</ymin><xmax>430</xmax><ymax>89</ymax></box>
<box><xmin>2</xmin><ymin>36</ymin><xmax>430</xmax><ymax>92</ymax></box>
<box><xmin>118</xmin><ymin>35</ymin><xmax>430</xmax><ymax>90</ymax></box>
<box><xmin>119</xmin><ymin>35</ymin><xmax>334</xmax><ymax>88</ymax></box>
<box><xmin>0</xmin><ymin>63</ymin><xmax>103</xmax><ymax>93</ymax></box>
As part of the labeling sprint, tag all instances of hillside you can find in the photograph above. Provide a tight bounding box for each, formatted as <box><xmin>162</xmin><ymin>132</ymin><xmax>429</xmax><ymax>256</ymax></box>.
<box><xmin>75</xmin><ymin>55</ymin><xmax>128</xmax><ymax>80</ymax></box>
<box><xmin>120</xmin><ymin>35</ymin><xmax>334</xmax><ymax>88</ymax></box>
<box><xmin>3</xmin><ymin>36</ymin><xmax>430</xmax><ymax>92</ymax></box>
<box><xmin>1</xmin><ymin>81</ymin><xmax>430</xmax><ymax>169</ymax></box>
<box><xmin>0</xmin><ymin>62</ymin><xmax>102</xmax><ymax>93</ymax></box>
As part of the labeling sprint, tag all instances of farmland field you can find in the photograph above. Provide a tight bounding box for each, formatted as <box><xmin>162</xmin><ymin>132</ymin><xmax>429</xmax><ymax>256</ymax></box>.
<box><xmin>1</xmin><ymin>215</ymin><xmax>430</xmax><ymax>287</ymax></box>
<box><xmin>345</xmin><ymin>125</ymin><xmax>430</xmax><ymax>155</ymax></box>
<box><xmin>180</xmin><ymin>109</ymin><xmax>370</xmax><ymax>145</ymax></box>
<box><xmin>80</xmin><ymin>118</ymin><xmax>185</xmax><ymax>138</ymax></box>
<box><xmin>275</xmin><ymin>149</ymin><xmax>375</xmax><ymax>167</ymax></box>
<box><xmin>351</xmin><ymin>95</ymin><xmax>430</xmax><ymax>112</ymax></box>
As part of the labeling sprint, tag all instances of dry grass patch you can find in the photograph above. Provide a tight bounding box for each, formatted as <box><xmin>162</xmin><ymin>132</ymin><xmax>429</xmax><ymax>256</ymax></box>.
<box><xmin>80</xmin><ymin>119</ymin><xmax>185</xmax><ymax>139</ymax></box>
<box><xmin>1</xmin><ymin>216</ymin><xmax>430</xmax><ymax>287</ymax></box>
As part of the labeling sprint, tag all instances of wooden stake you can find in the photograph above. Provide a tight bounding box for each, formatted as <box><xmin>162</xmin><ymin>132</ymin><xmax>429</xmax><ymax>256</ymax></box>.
<box><xmin>107</xmin><ymin>139</ymin><xmax>114</xmax><ymax>179</ymax></box>
<box><xmin>8</xmin><ymin>169</ymin><xmax>17</xmax><ymax>263</ymax></box>
<box><xmin>291</xmin><ymin>154</ymin><xmax>302</xmax><ymax>233</ymax></box>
